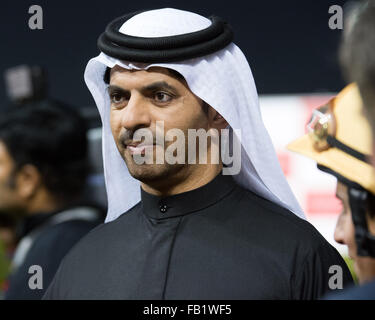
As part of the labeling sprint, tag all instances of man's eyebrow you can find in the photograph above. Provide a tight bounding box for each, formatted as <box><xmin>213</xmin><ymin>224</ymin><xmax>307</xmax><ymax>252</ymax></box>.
<box><xmin>107</xmin><ymin>85</ymin><xmax>129</xmax><ymax>95</ymax></box>
<box><xmin>141</xmin><ymin>81</ymin><xmax>178</xmax><ymax>93</ymax></box>
<box><xmin>107</xmin><ymin>81</ymin><xmax>179</xmax><ymax>95</ymax></box>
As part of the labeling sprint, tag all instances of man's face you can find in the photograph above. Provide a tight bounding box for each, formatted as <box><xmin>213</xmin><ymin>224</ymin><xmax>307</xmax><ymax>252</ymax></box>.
<box><xmin>108</xmin><ymin>66</ymin><xmax>211</xmax><ymax>183</ymax></box>
<box><xmin>334</xmin><ymin>181</ymin><xmax>375</xmax><ymax>283</ymax></box>
<box><xmin>0</xmin><ymin>141</ymin><xmax>24</xmax><ymax>214</ymax></box>
<box><xmin>360</xmin><ymin>97</ymin><xmax>375</xmax><ymax>168</ymax></box>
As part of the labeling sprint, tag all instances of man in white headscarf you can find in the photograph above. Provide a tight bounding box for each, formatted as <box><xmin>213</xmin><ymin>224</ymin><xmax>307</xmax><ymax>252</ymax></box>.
<box><xmin>44</xmin><ymin>8</ymin><xmax>352</xmax><ymax>299</ymax></box>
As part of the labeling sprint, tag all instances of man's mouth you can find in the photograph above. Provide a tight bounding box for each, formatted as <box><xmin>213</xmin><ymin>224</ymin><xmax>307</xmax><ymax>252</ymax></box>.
<box><xmin>126</xmin><ymin>143</ymin><xmax>155</xmax><ymax>155</ymax></box>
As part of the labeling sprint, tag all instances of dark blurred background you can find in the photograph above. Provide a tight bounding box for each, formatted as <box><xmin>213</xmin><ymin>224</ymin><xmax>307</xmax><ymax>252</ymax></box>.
<box><xmin>0</xmin><ymin>0</ymin><xmax>350</xmax><ymax>109</ymax></box>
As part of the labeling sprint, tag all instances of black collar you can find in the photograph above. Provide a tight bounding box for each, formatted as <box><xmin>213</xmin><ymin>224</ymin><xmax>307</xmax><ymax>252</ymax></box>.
<box><xmin>140</xmin><ymin>171</ymin><xmax>237</xmax><ymax>220</ymax></box>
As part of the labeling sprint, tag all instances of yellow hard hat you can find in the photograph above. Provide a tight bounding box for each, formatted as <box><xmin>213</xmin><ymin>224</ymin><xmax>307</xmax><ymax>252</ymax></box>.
<box><xmin>287</xmin><ymin>83</ymin><xmax>375</xmax><ymax>194</ymax></box>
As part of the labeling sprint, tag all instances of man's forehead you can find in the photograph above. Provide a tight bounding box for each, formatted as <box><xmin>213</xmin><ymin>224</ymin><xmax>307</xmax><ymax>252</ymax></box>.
<box><xmin>107</xmin><ymin>65</ymin><xmax>187</xmax><ymax>89</ymax></box>
<box><xmin>336</xmin><ymin>181</ymin><xmax>348</xmax><ymax>198</ymax></box>
<box><xmin>110</xmin><ymin>65</ymin><xmax>183</xmax><ymax>81</ymax></box>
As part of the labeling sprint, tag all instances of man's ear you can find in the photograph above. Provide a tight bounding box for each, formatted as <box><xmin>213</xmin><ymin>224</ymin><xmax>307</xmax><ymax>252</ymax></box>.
<box><xmin>15</xmin><ymin>164</ymin><xmax>42</xmax><ymax>199</ymax></box>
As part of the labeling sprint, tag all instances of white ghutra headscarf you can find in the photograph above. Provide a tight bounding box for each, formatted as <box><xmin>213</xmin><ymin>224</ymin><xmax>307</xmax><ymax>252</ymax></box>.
<box><xmin>84</xmin><ymin>8</ymin><xmax>304</xmax><ymax>223</ymax></box>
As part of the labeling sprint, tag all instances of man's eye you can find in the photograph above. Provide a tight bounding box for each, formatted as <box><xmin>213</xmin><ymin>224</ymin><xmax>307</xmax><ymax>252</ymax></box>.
<box><xmin>154</xmin><ymin>92</ymin><xmax>172</xmax><ymax>103</ymax></box>
<box><xmin>110</xmin><ymin>93</ymin><xmax>126</xmax><ymax>104</ymax></box>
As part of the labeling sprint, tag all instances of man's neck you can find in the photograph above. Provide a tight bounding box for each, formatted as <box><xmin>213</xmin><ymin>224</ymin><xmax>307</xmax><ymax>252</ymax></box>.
<box><xmin>141</xmin><ymin>163</ymin><xmax>223</xmax><ymax>197</ymax></box>
<box><xmin>25</xmin><ymin>189</ymin><xmax>61</xmax><ymax>216</ymax></box>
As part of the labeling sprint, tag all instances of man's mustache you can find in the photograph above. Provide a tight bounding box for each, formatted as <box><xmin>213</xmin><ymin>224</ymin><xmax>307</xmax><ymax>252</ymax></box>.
<box><xmin>119</xmin><ymin>129</ymin><xmax>160</xmax><ymax>147</ymax></box>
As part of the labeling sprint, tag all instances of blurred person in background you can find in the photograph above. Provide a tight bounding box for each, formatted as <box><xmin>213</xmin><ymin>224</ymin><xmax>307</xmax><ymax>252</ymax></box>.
<box><xmin>340</xmin><ymin>0</ymin><xmax>375</xmax><ymax>140</ymax></box>
<box><xmin>288</xmin><ymin>83</ymin><xmax>375</xmax><ymax>299</ymax></box>
<box><xmin>0</xmin><ymin>101</ymin><xmax>104</xmax><ymax>299</ymax></box>
<box><xmin>0</xmin><ymin>214</ymin><xmax>17</xmax><ymax>256</ymax></box>
<box><xmin>320</xmin><ymin>0</ymin><xmax>375</xmax><ymax>299</ymax></box>
<box><xmin>0</xmin><ymin>214</ymin><xmax>16</xmax><ymax>298</ymax></box>
<box><xmin>0</xmin><ymin>212</ymin><xmax>17</xmax><ymax>292</ymax></box>
<box><xmin>0</xmin><ymin>214</ymin><xmax>17</xmax><ymax>296</ymax></box>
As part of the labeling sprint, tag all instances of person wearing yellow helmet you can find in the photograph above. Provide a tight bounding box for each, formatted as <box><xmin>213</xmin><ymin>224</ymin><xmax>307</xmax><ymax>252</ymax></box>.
<box><xmin>340</xmin><ymin>1</ymin><xmax>375</xmax><ymax>139</ymax></box>
<box><xmin>288</xmin><ymin>83</ymin><xmax>375</xmax><ymax>299</ymax></box>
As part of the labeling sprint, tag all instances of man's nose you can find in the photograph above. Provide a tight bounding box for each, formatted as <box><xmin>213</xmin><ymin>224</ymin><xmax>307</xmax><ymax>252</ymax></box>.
<box><xmin>120</xmin><ymin>94</ymin><xmax>151</xmax><ymax>131</ymax></box>
<box><xmin>334</xmin><ymin>213</ymin><xmax>346</xmax><ymax>245</ymax></box>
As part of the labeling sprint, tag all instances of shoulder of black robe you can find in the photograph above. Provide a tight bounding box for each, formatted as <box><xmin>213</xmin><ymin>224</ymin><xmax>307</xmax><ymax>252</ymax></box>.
<box><xmin>323</xmin><ymin>280</ymin><xmax>375</xmax><ymax>300</ymax></box>
<box><xmin>5</xmin><ymin>218</ymin><xmax>102</xmax><ymax>300</ymax></box>
<box><xmin>43</xmin><ymin>174</ymin><xmax>353</xmax><ymax>300</ymax></box>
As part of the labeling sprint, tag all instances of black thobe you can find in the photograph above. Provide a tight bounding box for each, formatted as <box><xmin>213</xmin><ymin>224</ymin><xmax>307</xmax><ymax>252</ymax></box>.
<box><xmin>43</xmin><ymin>173</ymin><xmax>353</xmax><ymax>299</ymax></box>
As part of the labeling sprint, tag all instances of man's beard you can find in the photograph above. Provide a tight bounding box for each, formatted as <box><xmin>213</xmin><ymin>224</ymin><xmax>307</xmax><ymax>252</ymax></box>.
<box><xmin>116</xmin><ymin>126</ymin><xmax>209</xmax><ymax>184</ymax></box>
<box><xmin>120</xmin><ymin>140</ymin><xmax>186</xmax><ymax>184</ymax></box>
<box><xmin>124</xmin><ymin>153</ymin><xmax>184</xmax><ymax>182</ymax></box>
